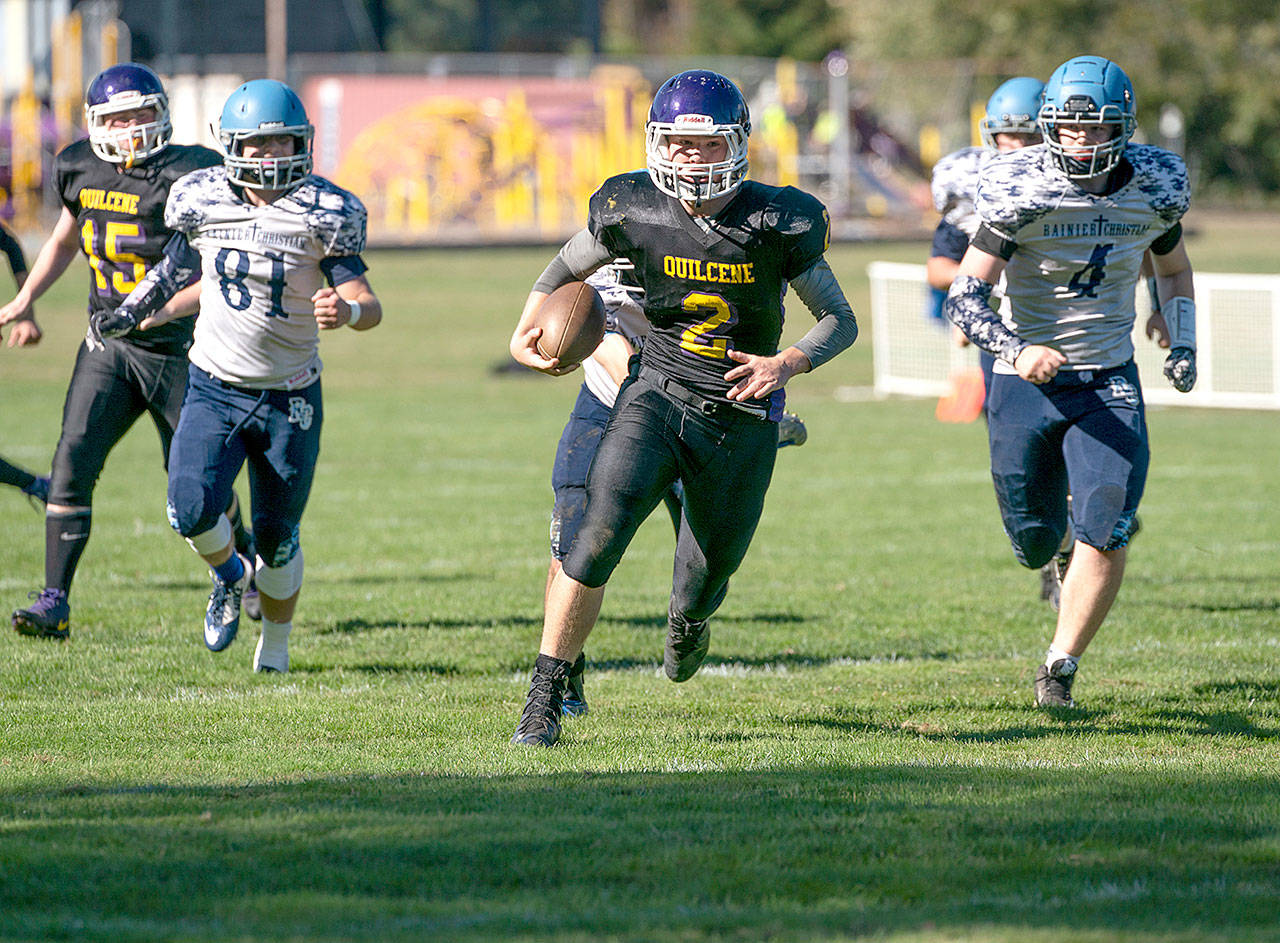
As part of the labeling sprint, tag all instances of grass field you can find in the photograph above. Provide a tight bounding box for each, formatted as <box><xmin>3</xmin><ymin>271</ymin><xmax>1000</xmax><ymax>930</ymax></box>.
<box><xmin>1</xmin><ymin>212</ymin><xmax>1277</xmax><ymax>942</ymax></box>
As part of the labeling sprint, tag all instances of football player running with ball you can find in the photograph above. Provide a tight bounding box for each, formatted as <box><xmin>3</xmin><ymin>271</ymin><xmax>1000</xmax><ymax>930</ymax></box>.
<box><xmin>944</xmin><ymin>56</ymin><xmax>1197</xmax><ymax>708</ymax></box>
<box><xmin>509</xmin><ymin>70</ymin><xmax>858</xmax><ymax>746</ymax></box>
<box><xmin>537</xmin><ymin>262</ymin><xmax>810</xmax><ymax>718</ymax></box>
<box><xmin>0</xmin><ymin>63</ymin><xmax>254</xmax><ymax>640</ymax></box>
<box><xmin>105</xmin><ymin>80</ymin><xmax>381</xmax><ymax>671</ymax></box>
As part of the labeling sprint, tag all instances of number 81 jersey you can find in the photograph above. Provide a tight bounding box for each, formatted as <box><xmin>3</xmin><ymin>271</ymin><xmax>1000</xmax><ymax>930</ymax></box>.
<box><xmin>164</xmin><ymin>166</ymin><xmax>368</xmax><ymax>389</ymax></box>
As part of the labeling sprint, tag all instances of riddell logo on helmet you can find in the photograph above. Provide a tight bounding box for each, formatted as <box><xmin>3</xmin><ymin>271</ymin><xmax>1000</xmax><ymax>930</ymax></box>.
<box><xmin>108</xmin><ymin>91</ymin><xmax>144</xmax><ymax>105</ymax></box>
<box><xmin>673</xmin><ymin>114</ymin><xmax>715</xmax><ymax>129</ymax></box>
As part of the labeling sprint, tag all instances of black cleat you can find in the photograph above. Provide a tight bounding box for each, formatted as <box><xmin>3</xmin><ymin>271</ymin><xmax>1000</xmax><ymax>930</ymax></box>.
<box><xmin>1042</xmin><ymin>547</ymin><xmax>1073</xmax><ymax>612</ymax></box>
<box><xmin>561</xmin><ymin>652</ymin><xmax>588</xmax><ymax>717</ymax></box>
<box><xmin>242</xmin><ymin>574</ymin><xmax>262</xmax><ymax>622</ymax></box>
<box><xmin>1034</xmin><ymin>659</ymin><xmax>1077</xmax><ymax>708</ymax></box>
<box><xmin>1039</xmin><ymin>562</ymin><xmax>1059</xmax><ymax>607</ymax></box>
<box><xmin>664</xmin><ymin>611</ymin><xmax>711</xmax><ymax>682</ymax></box>
<box><xmin>511</xmin><ymin>656</ymin><xmax>570</xmax><ymax>746</ymax></box>
<box><xmin>13</xmin><ymin>588</ymin><xmax>70</xmax><ymax>640</ymax></box>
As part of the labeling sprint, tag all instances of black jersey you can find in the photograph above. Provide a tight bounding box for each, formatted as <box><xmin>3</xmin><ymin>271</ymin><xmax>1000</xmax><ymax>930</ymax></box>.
<box><xmin>588</xmin><ymin>172</ymin><xmax>829</xmax><ymax>401</ymax></box>
<box><xmin>55</xmin><ymin>139</ymin><xmax>222</xmax><ymax>354</ymax></box>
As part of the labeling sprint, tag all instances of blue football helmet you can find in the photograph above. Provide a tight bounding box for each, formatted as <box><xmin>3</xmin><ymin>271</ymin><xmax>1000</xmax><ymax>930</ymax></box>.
<box><xmin>85</xmin><ymin>63</ymin><xmax>171</xmax><ymax>166</ymax></box>
<box><xmin>218</xmin><ymin>80</ymin><xmax>314</xmax><ymax>191</ymax></box>
<box><xmin>980</xmin><ymin>77</ymin><xmax>1045</xmax><ymax>149</ymax></box>
<box><xmin>1038</xmin><ymin>56</ymin><xmax>1136</xmax><ymax>179</ymax></box>
<box><xmin>645</xmin><ymin>70</ymin><xmax>750</xmax><ymax>203</ymax></box>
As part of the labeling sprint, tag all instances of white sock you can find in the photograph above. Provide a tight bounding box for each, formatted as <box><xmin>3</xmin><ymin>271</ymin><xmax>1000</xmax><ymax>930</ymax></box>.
<box><xmin>254</xmin><ymin>618</ymin><xmax>292</xmax><ymax>673</ymax></box>
<box><xmin>1044</xmin><ymin>647</ymin><xmax>1078</xmax><ymax>675</ymax></box>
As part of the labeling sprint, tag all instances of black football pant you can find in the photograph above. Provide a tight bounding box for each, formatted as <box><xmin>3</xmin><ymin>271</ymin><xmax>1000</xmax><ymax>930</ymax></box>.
<box><xmin>562</xmin><ymin>369</ymin><xmax>777</xmax><ymax>623</ymax></box>
<box><xmin>49</xmin><ymin>338</ymin><xmax>188</xmax><ymax>507</ymax></box>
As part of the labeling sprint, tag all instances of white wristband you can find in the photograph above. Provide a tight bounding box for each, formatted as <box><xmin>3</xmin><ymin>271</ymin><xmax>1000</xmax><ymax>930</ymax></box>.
<box><xmin>1164</xmin><ymin>296</ymin><xmax>1195</xmax><ymax>350</ymax></box>
<box><xmin>346</xmin><ymin>299</ymin><xmax>363</xmax><ymax>327</ymax></box>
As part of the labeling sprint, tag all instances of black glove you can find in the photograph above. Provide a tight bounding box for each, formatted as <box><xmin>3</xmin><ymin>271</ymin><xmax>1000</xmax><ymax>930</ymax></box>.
<box><xmin>1163</xmin><ymin>346</ymin><xmax>1196</xmax><ymax>393</ymax></box>
<box><xmin>87</xmin><ymin>306</ymin><xmax>138</xmax><ymax>350</ymax></box>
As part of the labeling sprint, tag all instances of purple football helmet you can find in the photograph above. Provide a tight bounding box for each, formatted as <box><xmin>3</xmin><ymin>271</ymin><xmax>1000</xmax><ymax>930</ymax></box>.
<box><xmin>645</xmin><ymin>70</ymin><xmax>750</xmax><ymax>203</ymax></box>
<box><xmin>85</xmin><ymin>63</ymin><xmax>171</xmax><ymax>166</ymax></box>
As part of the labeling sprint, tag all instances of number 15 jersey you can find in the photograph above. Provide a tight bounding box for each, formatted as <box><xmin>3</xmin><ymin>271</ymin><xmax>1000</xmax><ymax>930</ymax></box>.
<box><xmin>55</xmin><ymin>139</ymin><xmax>222</xmax><ymax>355</ymax></box>
<box><xmin>164</xmin><ymin>166</ymin><xmax>368</xmax><ymax>389</ymax></box>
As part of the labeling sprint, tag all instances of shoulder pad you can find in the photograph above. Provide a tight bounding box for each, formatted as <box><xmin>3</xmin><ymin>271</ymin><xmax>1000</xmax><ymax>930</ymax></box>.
<box><xmin>589</xmin><ymin>171</ymin><xmax>654</xmax><ymax>225</ymax></box>
<box><xmin>157</xmin><ymin>144</ymin><xmax>223</xmax><ymax>182</ymax></box>
<box><xmin>293</xmin><ymin>177</ymin><xmax>368</xmax><ymax>255</ymax></box>
<box><xmin>930</xmin><ymin>146</ymin><xmax>986</xmax><ymax>213</ymax></box>
<box><xmin>975</xmin><ymin>145</ymin><xmax>1062</xmax><ymax>234</ymax></box>
<box><xmin>163</xmin><ymin>166</ymin><xmax>226</xmax><ymax>232</ymax></box>
<box><xmin>1126</xmin><ymin>144</ymin><xmax>1191</xmax><ymax>223</ymax></box>
<box><xmin>772</xmin><ymin>184</ymin><xmax>828</xmax><ymax>231</ymax></box>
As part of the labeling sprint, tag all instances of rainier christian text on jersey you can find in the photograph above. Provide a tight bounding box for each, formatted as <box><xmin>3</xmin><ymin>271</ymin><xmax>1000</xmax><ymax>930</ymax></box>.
<box><xmin>1040</xmin><ymin>216</ymin><xmax>1152</xmax><ymax>239</ymax></box>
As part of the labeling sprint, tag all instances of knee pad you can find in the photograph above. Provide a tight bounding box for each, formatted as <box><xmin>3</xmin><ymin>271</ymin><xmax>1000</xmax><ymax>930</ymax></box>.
<box><xmin>255</xmin><ymin>547</ymin><xmax>303</xmax><ymax>599</ymax></box>
<box><xmin>167</xmin><ymin>473</ymin><xmax>225</xmax><ymax>538</ymax></box>
<box><xmin>253</xmin><ymin>522</ymin><xmax>301</xmax><ymax>569</ymax></box>
<box><xmin>1007</xmin><ymin>523</ymin><xmax>1062</xmax><ymax>570</ymax></box>
<box><xmin>1073</xmin><ymin>482</ymin><xmax>1130</xmax><ymax>550</ymax></box>
<box><xmin>183</xmin><ymin>515</ymin><xmax>233</xmax><ymax>556</ymax></box>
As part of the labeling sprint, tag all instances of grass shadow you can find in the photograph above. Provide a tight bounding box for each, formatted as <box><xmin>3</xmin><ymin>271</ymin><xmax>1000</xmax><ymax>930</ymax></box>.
<box><xmin>1</xmin><ymin>764</ymin><xmax>1276</xmax><ymax>941</ymax></box>
<box><xmin>320</xmin><ymin>615</ymin><xmax>544</xmax><ymax>635</ymax></box>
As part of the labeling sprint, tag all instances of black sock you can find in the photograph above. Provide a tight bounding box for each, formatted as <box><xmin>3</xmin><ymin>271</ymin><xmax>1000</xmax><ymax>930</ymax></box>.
<box><xmin>535</xmin><ymin>653</ymin><xmax>573</xmax><ymax>680</ymax></box>
<box><xmin>46</xmin><ymin>510</ymin><xmax>92</xmax><ymax>594</ymax></box>
<box><xmin>0</xmin><ymin>456</ymin><xmax>36</xmax><ymax>492</ymax></box>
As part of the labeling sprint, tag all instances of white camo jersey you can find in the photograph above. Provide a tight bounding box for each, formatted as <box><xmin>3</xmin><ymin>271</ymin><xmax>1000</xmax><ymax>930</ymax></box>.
<box><xmin>976</xmin><ymin>143</ymin><xmax>1189</xmax><ymax>371</ymax></box>
<box><xmin>164</xmin><ymin>167</ymin><xmax>367</xmax><ymax>389</ymax></box>
<box><xmin>581</xmin><ymin>263</ymin><xmax>649</xmax><ymax>408</ymax></box>
<box><xmin>931</xmin><ymin>145</ymin><xmax>996</xmax><ymax>237</ymax></box>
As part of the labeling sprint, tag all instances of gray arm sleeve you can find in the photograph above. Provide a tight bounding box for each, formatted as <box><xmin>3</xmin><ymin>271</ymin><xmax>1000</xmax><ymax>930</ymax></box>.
<box><xmin>532</xmin><ymin>228</ymin><xmax>615</xmax><ymax>293</ymax></box>
<box><xmin>789</xmin><ymin>260</ymin><xmax>858</xmax><ymax>369</ymax></box>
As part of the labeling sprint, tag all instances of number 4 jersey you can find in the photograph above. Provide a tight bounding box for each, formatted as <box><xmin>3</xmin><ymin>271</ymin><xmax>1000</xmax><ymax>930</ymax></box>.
<box><xmin>55</xmin><ymin>138</ymin><xmax>222</xmax><ymax>354</ymax></box>
<box><xmin>974</xmin><ymin>143</ymin><xmax>1190</xmax><ymax>371</ymax></box>
<box><xmin>164</xmin><ymin>166</ymin><xmax>368</xmax><ymax>389</ymax></box>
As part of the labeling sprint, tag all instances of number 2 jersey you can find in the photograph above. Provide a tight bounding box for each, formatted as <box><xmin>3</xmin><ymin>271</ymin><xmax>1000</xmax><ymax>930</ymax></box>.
<box><xmin>163</xmin><ymin>166</ymin><xmax>368</xmax><ymax>389</ymax></box>
<box><xmin>588</xmin><ymin>172</ymin><xmax>830</xmax><ymax>406</ymax></box>
<box><xmin>974</xmin><ymin>143</ymin><xmax>1189</xmax><ymax>371</ymax></box>
<box><xmin>55</xmin><ymin>139</ymin><xmax>222</xmax><ymax>355</ymax></box>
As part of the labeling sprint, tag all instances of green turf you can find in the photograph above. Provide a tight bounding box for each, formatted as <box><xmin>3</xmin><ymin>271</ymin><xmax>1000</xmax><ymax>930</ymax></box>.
<box><xmin>0</xmin><ymin>218</ymin><xmax>1277</xmax><ymax>942</ymax></box>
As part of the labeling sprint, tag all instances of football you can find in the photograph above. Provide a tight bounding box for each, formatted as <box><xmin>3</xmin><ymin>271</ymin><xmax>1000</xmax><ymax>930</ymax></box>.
<box><xmin>534</xmin><ymin>281</ymin><xmax>607</xmax><ymax>368</ymax></box>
